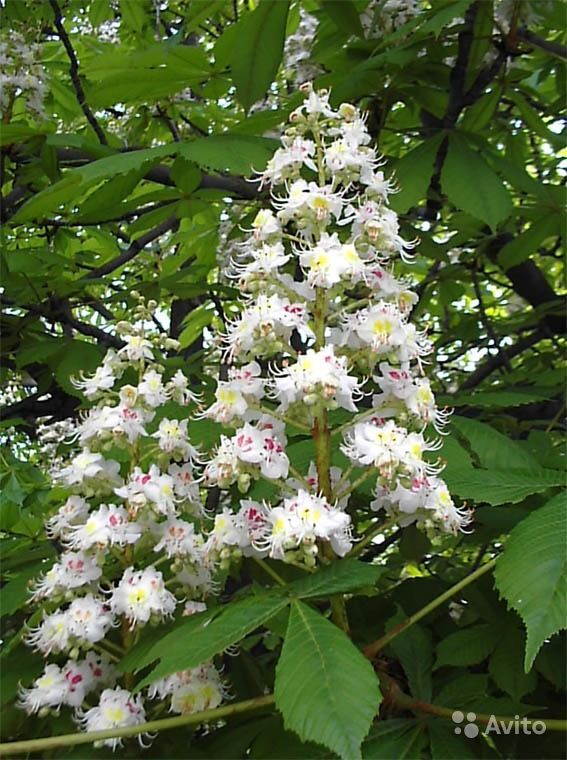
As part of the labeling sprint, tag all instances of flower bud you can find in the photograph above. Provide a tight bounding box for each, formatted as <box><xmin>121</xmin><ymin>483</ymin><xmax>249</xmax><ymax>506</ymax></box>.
<box><xmin>237</xmin><ymin>473</ymin><xmax>251</xmax><ymax>493</ymax></box>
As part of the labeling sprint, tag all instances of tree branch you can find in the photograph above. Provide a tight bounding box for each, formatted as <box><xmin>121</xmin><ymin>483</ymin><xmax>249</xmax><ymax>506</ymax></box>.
<box><xmin>517</xmin><ymin>26</ymin><xmax>567</xmax><ymax>60</ymax></box>
<box><xmin>459</xmin><ymin>329</ymin><xmax>545</xmax><ymax>391</ymax></box>
<box><xmin>84</xmin><ymin>215</ymin><xmax>179</xmax><ymax>279</ymax></box>
<box><xmin>485</xmin><ymin>233</ymin><xmax>566</xmax><ymax>335</ymax></box>
<box><xmin>49</xmin><ymin>0</ymin><xmax>108</xmax><ymax>146</ymax></box>
<box><xmin>0</xmin><ymin>296</ymin><xmax>123</xmax><ymax>348</ymax></box>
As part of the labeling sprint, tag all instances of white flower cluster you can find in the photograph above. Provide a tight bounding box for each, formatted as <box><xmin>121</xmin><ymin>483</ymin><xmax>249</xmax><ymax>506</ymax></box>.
<box><xmin>147</xmin><ymin>663</ymin><xmax>229</xmax><ymax>715</ymax></box>
<box><xmin>0</xmin><ymin>31</ymin><xmax>46</xmax><ymax>120</ymax></box>
<box><xmin>361</xmin><ymin>0</ymin><xmax>422</xmax><ymax>38</ymax></box>
<box><xmin>20</xmin><ymin>303</ymin><xmax>227</xmax><ymax>747</ymax></box>
<box><xmin>283</xmin><ymin>8</ymin><xmax>322</xmax><ymax>85</ymax></box>
<box><xmin>210</xmin><ymin>83</ymin><xmax>469</xmax><ymax>541</ymax></box>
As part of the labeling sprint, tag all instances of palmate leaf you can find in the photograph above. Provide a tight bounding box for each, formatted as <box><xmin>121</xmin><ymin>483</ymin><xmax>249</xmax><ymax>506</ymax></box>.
<box><xmin>275</xmin><ymin>601</ymin><xmax>381</xmax><ymax>759</ymax></box>
<box><xmin>451</xmin><ymin>416</ymin><xmax>537</xmax><ymax>470</ymax></box>
<box><xmin>441</xmin><ymin>133</ymin><xmax>512</xmax><ymax>230</ymax></box>
<box><xmin>427</xmin><ymin>721</ymin><xmax>476</xmax><ymax>759</ymax></box>
<box><xmin>288</xmin><ymin>558</ymin><xmax>384</xmax><ymax>599</ymax></box>
<box><xmin>489</xmin><ymin>626</ymin><xmax>538</xmax><ymax>701</ymax></box>
<box><xmin>362</xmin><ymin>719</ymin><xmax>424</xmax><ymax>759</ymax></box>
<box><xmin>11</xmin><ymin>134</ymin><xmax>276</xmax><ymax>223</ymax></box>
<box><xmin>135</xmin><ymin>592</ymin><xmax>289</xmax><ymax>690</ymax></box>
<box><xmin>227</xmin><ymin>1</ymin><xmax>290</xmax><ymax>111</ymax></box>
<box><xmin>494</xmin><ymin>491</ymin><xmax>567</xmax><ymax>670</ymax></box>
<box><xmin>435</xmin><ymin>623</ymin><xmax>499</xmax><ymax>669</ymax></box>
<box><xmin>443</xmin><ymin>467</ymin><xmax>564</xmax><ymax>505</ymax></box>
<box><xmin>390</xmin><ymin>135</ymin><xmax>444</xmax><ymax>213</ymax></box>
<box><xmin>385</xmin><ymin>608</ymin><xmax>433</xmax><ymax>701</ymax></box>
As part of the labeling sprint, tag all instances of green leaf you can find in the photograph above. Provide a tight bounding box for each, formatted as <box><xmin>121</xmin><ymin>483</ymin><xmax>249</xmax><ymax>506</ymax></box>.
<box><xmin>489</xmin><ymin>627</ymin><xmax>537</xmax><ymax>701</ymax></box>
<box><xmin>440</xmin><ymin>436</ymin><xmax>473</xmax><ymax>472</ymax></box>
<box><xmin>289</xmin><ymin>558</ymin><xmax>384</xmax><ymax>599</ymax></box>
<box><xmin>170</xmin><ymin>158</ymin><xmax>202</xmax><ymax>196</ymax></box>
<box><xmin>418</xmin><ymin>0</ymin><xmax>474</xmax><ymax>37</ymax></box>
<box><xmin>321</xmin><ymin>0</ymin><xmax>363</xmax><ymax>37</ymax></box>
<box><xmin>386</xmin><ymin>609</ymin><xmax>433</xmax><ymax>701</ymax></box>
<box><xmin>390</xmin><ymin>135</ymin><xmax>444</xmax><ymax>213</ymax></box>
<box><xmin>275</xmin><ymin>600</ymin><xmax>381</xmax><ymax>759</ymax></box>
<box><xmin>494</xmin><ymin>492</ymin><xmax>567</xmax><ymax>670</ymax></box>
<box><xmin>0</xmin><ymin>561</ymin><xmax>45</xmax><ymax>617</ymax></box>
<box><xmin>443</xmin><ymin>467</ymin><xmax>564</xmax><ymax>506</ymax></box>
<box><xmin>76</xmin><ymin>170</ymin><xmax>147</xmax><ymax>223</ymax></box>
<box><xmin>0</xmin><ymin>122</ymin><xmax>48</xmax><ymax>147</ymax></box>
<box><xmin>427</xmin><ymin>721</ymin><xmax>476</xmax><ymax>759</ymax></box>
<box><xmin>0</xmin><ymin>645</ymin><xmax>44</xmax><ymax>707</ymax></box>
<box><xmin>136</xmin><ymin>592</ymin><xmax>289</xmax><ymax>689</ymax></box>
<box><xmin>250</xmin><ymin>715</ymin><xmax>330</xmax><ymax>759</ymax></box>
<box><xmin>87</xmin><ymin>43</ymin><xmax>211</xmax><ymax>106</ymax></box>
<box><xmin>229</xmin><ymin>1</ymin><xmax>290</xmax><ymax>111</ymax></box>
<box><xmin>451</xmin><ymin>416</ymin><xmax>538</xmax><ymax>470</ymax></box>
<box><xmin>497</xmin><ymin>214</ymin><xmax>561</xmax><ymax>269</ymax></box>
<box><xmin>464</xmin><ymin>1</ymin><xmax>493</xmax><ymax>90</ymax></box>
<box><xmin>435</xmin><ymin>624</ymin><xmax>499</xmax><ymax>669</ymax></box>
<box><xmin>362</xmin><ymin>719</ymin><xmax>424</xmax><ymax>759</ymax></box>
<box><xmin>442</xmin><ymin>389</ymin><xmax>553</xmax><ymax>409</ymax></box>
<box><xmin>461</xmin><ymin>86</ymin><xmax>502</xmax><ymax>132</ymax></box>
<box><xmin>441</xmin><ymin>134</ymin><xmax>512</xmax><ymax>230</ymax></box>
<box><xmin>178</xmin><ymin>304</ymin><xmax>214</xmax><ymax>349</ymax></box>
<box><xmin>509</xmin><ymin>91</ymin><xmax>564</xmax><ymax>149</ymax></box>
<box><xmin>179</xmin><ymin>134</ymin><xmax>278</xmax><ymax>176</ymax></box>
<box><xmin>120</xmin><ymin>0</ymin><xmax>148</xmax><ymax>31</ymax></box>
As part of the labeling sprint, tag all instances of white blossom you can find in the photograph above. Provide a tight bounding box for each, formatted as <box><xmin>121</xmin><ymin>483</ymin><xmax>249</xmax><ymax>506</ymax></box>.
<box><xmin>110</xmin><ymin>566</ymin><xmax>177</xmax><ymax>627</ymax></box>
<box><xmin>76</xmin><ymin>688</ymin><xmax>147</xmax><ymax>750</ymax></box>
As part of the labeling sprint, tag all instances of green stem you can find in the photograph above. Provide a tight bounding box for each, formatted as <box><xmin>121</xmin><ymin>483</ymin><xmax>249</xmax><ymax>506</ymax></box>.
<box><xmin>335</xmin><ymin>468</ymin><xmax>376</xmax><ymax>502</ymax></box>
<box><xmin>288</xmin><ymin>464</ymin><xmax>312</xmax><ymax>491</ymax></box>
<box><xmin>249</xmin><ymin>403</ymin><xmax>311</xmax><ymax>433</ymax></box>
<box><xmin>253</xmin><ymin>557</ymin><xmax>287</xmax><ymax>587</ymax></box>
<box><xmin>348</xmin><ymin>517</ymin><xmax>396</xmax><ymax>559</ymax></box>
<box><xmin>364</xmin><ymin>557</ymin><xmax>498</xmax><ymax>659</ymax></box>
<box><xmin>332</xmin><ymin>407</ymin><xmax>380</xmax><ymax>438</ymax></box>
<box><xmin>311</xmin><ymin>286</ymin><xmax>349</xmax><ymax>633</ymax></box>
<box><xmin>0</xmin><ymin>695</ymin><xmax>276</xmax><ymax>756</ymax></box>
<box><xmin>379</xmin><ymin>672</ymin><xmax>567</xmax><ymax>731</ymax></box>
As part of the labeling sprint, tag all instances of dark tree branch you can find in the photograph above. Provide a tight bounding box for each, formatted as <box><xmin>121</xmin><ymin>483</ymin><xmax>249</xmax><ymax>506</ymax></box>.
<box><xmin>49</xmin><ymin>0</ymin><xmax>108</xmax><ymax>146</ymax></box>
<box><xmin>0</xmin><ymin>295</ymin><xmax>124</xmax><ymax>348</ymax></box>
<box><xmin>485</xmin><ymin>233</ymin><xmax>566</xmax><ymax>335</ymax></box>
<box><xmin>0</xmin><ymin>388</ymin><xmax>79</xmax><ymax>431</ymax></box>
<box><xmin>155</xmin><ymin>106</ymin><xmax>181</xmax><ymax>142</ymax></box>
<box><xmin>1</xmin><ymin>147</ymin><xmax>262</xmax><ymax>221</ymax></box>
<box><xmin>459</xmin><ymin>329</ymin><xmax>545</xmax><ymax>390</ymax></box>
<box><xmin>84</xmin><ymin>215</ymin><xmax>180</xmax><ymax>279</ymax></box>
<box><xmin>517</xmin><ymin>27</ymin><xmax>567</xmax><ymax>60</ymax></box>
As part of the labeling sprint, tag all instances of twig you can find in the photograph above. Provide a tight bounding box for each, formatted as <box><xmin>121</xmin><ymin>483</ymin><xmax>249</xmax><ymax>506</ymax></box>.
<box><xmin>517</xmin><ymin>27</ymin><xmax>567</xmax><ymax>60</ymax></box>
<box><xmin>49</xmin><ymin>0</ymin><xmax>108</xmax><ymax>145</ymax></box>
<box><xmin>459</xmin><ymin>329</ymin><xmax>544</xmax><ymax>390</ymax></box>
<box><xmin>363</xmin><ymin>557</ymin><xmax>498</xmax><ymax>659</ymax></box>
<box><xmin>156</xmin><ymin>105</ymin><xmax>181</xmax><ymax>142</ymax></box>
<box><xmin>377</xmin><ymin>671</ymin><xmax>567</xmax><ymax>731</ymax></box>
<box><xmin>0</xmin><ymin>694</ymin><xmax>276</xmax><ymax>755</ymax></box>
<box><xmin>84</xmin><ymin>216</ymin><xmax>179</xmax><ymax>279</ymax></box>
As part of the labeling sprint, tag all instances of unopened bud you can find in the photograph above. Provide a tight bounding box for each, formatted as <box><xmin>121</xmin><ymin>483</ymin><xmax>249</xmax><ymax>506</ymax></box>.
<box><xmin>237</xmin><ymin>473</ymin><xmax>251</xmax><ymax>493</ymax></box>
